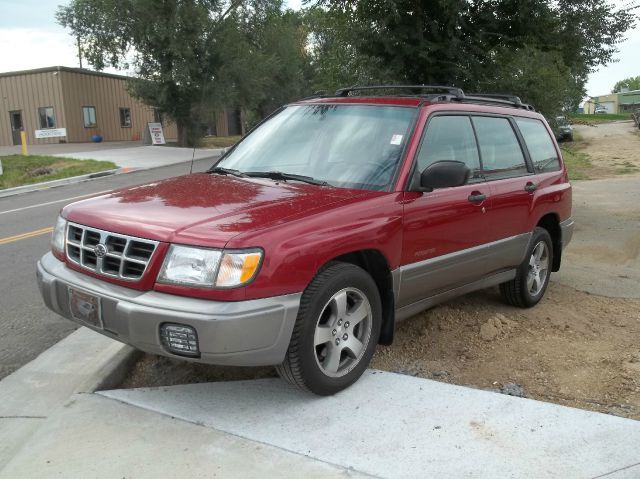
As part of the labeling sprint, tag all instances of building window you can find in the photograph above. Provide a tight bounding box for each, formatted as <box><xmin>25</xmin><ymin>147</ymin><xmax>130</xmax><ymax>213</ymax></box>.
<box><xmin>83</xmin><ymin>106</ymin><xmax>97</xmax><ymax>128</ymax></box>
<box><xmin>119</xmin><ymin>107</ymin><xmax>131</xmax><ymax>128</ymax></box>
<box><xmin>38</xmin><ymin>107</ymin><xmax>55</xmax><ymax>129</ymax></box>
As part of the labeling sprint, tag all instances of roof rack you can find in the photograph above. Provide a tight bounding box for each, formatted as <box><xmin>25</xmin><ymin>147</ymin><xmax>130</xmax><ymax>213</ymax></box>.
<box><xmin>433</xmin><ymin>93</ymin><xmax>535</xmax><ymax>111</ymax></box>
<box><xmin>467</xmin><ymin>93</ymin><xmax>523</xmax><ymax>105</ymax></box>
<box><xmin>330</xmin><ymin>84</ymin><xmax>535</xmax><ymax>110</ymax></box>
<box><xmin>335</xmin><ymin>84</ymin><xmax>465</xmax><ymax>100</ymax></box>
<box><xmin>299</xmin><ymin>91</ymin><xmax>328</xmax><ymax>101</ymax></box>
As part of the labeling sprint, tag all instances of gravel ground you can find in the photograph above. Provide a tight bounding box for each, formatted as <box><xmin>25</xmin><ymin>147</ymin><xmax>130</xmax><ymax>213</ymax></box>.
<box><xmin>571</xmin><ymin>121</ymin><xmax>640</xmax><ymax>177</ymax></box>
<box><xmin>118</xmin><ymin>122</ymin><xmax>640</xmax><ymax>420</ymax></box>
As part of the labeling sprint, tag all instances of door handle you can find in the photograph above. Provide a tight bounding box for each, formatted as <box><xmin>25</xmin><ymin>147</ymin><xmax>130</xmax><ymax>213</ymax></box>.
<box><xmin>525</xmin><ymin>182</ymin><xmax>537</xmax><ymax>193</ymax></box>
<box><xmin>468</xmin><ymin>193</ymin><xmax>486</xmax><ymax>203</ymax></box>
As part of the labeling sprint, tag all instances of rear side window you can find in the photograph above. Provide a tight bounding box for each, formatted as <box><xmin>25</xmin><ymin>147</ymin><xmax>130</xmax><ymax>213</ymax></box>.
<box><xmin>515</xmin><ymin>118</ymin><xmax>561</xmax><ymax>173</ymax></box>
<box><xmin>472</xmin><ymin>116</ymin><xmax>528</xmax><ymax>180</ymax></box>
<box><xmin>416</xmin><ymin>116</ymin><xmax>482</xmax><ymax>180</ymax></box>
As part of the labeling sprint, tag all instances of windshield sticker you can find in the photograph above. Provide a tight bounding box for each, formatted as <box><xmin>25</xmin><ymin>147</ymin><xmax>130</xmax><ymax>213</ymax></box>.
<box><xmin>390</xmin><ymin>134</ymin><xmax>403</xmax><ymax>145</ymax></box>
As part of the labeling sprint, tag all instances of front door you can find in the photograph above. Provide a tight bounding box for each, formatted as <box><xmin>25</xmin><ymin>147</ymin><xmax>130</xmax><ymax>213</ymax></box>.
<box><xmin>9</xmin><ymin>110</ymin><xmax>22</xmax><ymax>145</ymax></box>
<box><xmin>399</xmin><ymin>114</ymin><xmax>491</xmax><ymax>308</ymax></box>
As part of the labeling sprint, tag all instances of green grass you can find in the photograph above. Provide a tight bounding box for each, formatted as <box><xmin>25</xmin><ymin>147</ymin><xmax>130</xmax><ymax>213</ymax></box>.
<box><xmin>0</xmin><ymin>155</ymin><xmax>117</xmax><ymax>190</ymax></box>
<box><xmin>614</xmin><ymin>160</ymin><xmax>640</xmax><ymax>175</ymax></box>
<box><xmin>199</xmin><ymin>135</ymin><xmax>242</xmax><ymax>148</ymax></box>
<box><xmin>569</xmin><ymin>113</ymin><xmax>632</xmax><ymax>123</ymax></box>
<box><xmin>560</xmin><ymin>146</ymin><xmax>593</xmax><ymax>180</ymax></box>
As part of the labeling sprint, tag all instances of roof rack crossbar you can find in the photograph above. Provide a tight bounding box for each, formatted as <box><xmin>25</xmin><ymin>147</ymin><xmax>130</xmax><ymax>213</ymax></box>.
<box><xmin>440</xmin><ymin>94</ymin><xmax>534</xmax><ymax>111</ymax></box>
<box><xmin>335</xmin><ymin>84</ymin><xmax>465</xmax><ymax>100</ymax></box>
<box><xmin>467</xmin><ymin>93</ymin><xmax>523</xmax><ymax>105</ymax></box>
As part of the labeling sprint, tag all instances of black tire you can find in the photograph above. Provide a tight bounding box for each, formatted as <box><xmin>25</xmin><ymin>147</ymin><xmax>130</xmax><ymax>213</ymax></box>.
<box><xmin>500</xmin><ymin>227</ymin><xmax>553</xmax><ymax>308</ymax></box>
<box><xmin>276</xmin><ymin>262</ymin><xmax>382</xmax><ymax>395</ymax></box>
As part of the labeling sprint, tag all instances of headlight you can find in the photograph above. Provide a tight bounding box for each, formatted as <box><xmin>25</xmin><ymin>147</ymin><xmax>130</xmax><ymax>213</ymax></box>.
<box><xmin>157</xmin><ymin>245</ymin><xmax>262</xmax><ymax>288</ymax></box>
<box><xmin>158</xmin><ymin>245</ymin><xmax>222</xmax><ymax>287</ymax></box>
<box><xmin>51</xmin><ymin>216</ymin><xmax>67</xmax><ymax>255</ymax></box>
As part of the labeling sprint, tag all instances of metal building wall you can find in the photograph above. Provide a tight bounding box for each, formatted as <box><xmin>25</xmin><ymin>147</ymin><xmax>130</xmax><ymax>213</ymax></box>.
<box><xmin>0</xmin><ymin>69</ymin><xmax>66</xmax><ymax>146</ymax></box>
<box><xmin>59</xmin><ymin>69</ymin><xmax>177</xmax><ymax>143</ymax></box>
<box><xmin>0</xmin><ymin>67</ymin><xmax>178</xmax><ymax>146</ymax></box>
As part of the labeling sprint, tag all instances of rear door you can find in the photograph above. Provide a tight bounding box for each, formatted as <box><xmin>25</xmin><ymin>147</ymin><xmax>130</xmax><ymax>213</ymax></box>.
<box><xmin>399</xmin><ymin>114</ymin><xmax>491</xmax><ymax>307</ymax></box>
<box><xmin>471</xmin><ymin>115</ymin><xmax>534</xmax><ymax>247</ymax></box>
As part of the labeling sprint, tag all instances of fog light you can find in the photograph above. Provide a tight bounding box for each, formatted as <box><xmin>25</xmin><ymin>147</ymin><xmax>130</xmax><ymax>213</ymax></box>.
<box><xmin>160</xmin><ymin>323</ymin><xmax>200</xmax><ymax>357</ymax></box>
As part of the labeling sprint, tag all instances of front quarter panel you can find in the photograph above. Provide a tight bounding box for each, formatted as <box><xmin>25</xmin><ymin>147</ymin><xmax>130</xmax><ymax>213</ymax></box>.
<box><xmin>227</xmin><ymin>193</ymin><xmax>405</xmax><ymax>300</ymax></box>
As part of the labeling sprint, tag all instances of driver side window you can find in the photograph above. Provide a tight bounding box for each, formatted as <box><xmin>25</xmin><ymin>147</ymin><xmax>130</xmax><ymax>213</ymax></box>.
<box><xmin>416</xmin><ymin>115</ymin><xmax>482</xmax><ymax>181</ymax></box>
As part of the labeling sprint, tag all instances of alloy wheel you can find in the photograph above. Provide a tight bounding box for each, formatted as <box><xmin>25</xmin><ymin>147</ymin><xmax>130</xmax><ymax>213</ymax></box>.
<box><xmin>527</xmin><ymin>241</ymin><xmax>549</xmax><ymax>296</ymax></box>
<box><xmin>313</xmin><ymin>287</ymin><xmax>373</xmax><ymax>378</ymax></box>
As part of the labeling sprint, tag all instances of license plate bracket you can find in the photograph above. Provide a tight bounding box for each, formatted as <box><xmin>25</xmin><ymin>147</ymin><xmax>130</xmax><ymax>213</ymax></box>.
<box><xmin>68</xmin><ymin>287</ymin><xmax>103</xmax><ymax>329</ymax></box>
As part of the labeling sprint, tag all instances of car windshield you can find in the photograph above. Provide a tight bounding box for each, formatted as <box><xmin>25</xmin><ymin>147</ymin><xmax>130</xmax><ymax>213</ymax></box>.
<box><xmin>215</xmin><ymin>104</ymin><xmax>416</xmax><ymax>191</ymax></box>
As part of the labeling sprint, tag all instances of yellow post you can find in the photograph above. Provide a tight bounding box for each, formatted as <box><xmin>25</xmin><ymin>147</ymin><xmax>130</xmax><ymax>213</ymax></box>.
<box><xmin>20</xmin><ymin>130</ymin><xmax>28</xmax><ymax>156</ymax></box>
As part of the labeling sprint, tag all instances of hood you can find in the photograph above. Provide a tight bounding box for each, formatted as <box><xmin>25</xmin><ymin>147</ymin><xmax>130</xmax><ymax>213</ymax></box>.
<box><xmin>62</xmin><ymin>173</ymin><xmax>376</xmax><ymax>247</ymax></box>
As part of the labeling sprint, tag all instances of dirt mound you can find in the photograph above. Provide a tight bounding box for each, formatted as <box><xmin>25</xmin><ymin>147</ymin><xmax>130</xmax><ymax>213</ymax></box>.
<box><xmin>371</xmin><ymin>283</ymin><xmax>640</xmax><ymax>419</ymax></box>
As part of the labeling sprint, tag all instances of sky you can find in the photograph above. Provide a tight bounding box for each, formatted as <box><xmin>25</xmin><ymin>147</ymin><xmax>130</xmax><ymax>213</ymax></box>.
<box><xmin>0</xmin><ymin>0</ymin><xmax>637</xmax><ymax>97</ymax></box>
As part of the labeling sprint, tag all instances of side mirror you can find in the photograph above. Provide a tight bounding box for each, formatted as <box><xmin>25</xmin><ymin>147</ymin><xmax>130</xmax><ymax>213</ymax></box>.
<box><xmin>416</xmin><ymin>160</ymin><xmax>470</xmax><ymax>192</ymax></box>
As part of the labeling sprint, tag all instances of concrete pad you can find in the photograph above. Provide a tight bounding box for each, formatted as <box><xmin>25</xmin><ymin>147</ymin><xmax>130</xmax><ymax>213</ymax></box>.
<box><xmin>54</xmin><ymin>145</ymin><xmax>224</xmax><ymax>169</ymax></box>
<box><xmin>101</xmin><ymin>370</ymin><xmax>640</xmax><ymax>479</ymax></box>
<box><xmin>0</xmin><ymin>393</ymin><xmax>375</xmax><ymax>479</ymax></box>
<box><xmin>0</xmin><ymin>327</ymin><xmax>133</xmax><ymax>468</ymax></box>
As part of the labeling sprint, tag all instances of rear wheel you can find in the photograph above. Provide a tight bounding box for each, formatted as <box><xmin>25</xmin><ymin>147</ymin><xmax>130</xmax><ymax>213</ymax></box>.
<box><xmin>276</xmin><ymin>262</ymin><xmax>381</xmax><ymax>395</ymax></box>
<box><xmin>500</xmin><ymin>227</ymin><xmax>553</xmax><ymax>308</ymax></box>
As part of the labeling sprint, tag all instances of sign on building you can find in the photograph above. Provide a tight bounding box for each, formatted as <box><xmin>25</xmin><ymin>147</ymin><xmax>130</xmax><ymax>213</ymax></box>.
<box><xmin>148</xmin><ymin>123</ymin><xmax>166</xmax><ymax>145</ymax></box>
<box><xmin>34</xmin><ymin>128</ymin><xmax>67</xmax><ymax>139</ymax></box>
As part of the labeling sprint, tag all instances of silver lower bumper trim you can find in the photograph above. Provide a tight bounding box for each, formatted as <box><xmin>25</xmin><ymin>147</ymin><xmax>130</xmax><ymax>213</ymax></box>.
<box><xmin>37</xmin><ymin>252</ymin><xmax>301</xmax><ymax>366</ymax></box>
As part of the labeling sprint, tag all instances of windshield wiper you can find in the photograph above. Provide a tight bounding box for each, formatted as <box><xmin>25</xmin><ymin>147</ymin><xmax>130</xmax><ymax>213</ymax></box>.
<box><xmin>209</xmin><ymin>166</ymin><xmax>247</xmax><ymax>177</ymax></box>
<box><xmin>245</xmin><ymin>171</ymin><xmax>328</xmax><ymax>186</ymax></box>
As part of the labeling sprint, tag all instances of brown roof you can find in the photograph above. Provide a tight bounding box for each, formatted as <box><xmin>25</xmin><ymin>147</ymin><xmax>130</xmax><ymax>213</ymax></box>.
<box><xmin>0</xmin><ymin>65</ymin><xmax>132</xmax><ymax>80</ymax></box>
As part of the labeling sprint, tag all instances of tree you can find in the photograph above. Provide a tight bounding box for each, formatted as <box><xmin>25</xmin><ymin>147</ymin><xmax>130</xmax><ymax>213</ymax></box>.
<box><xmin>57</xmin><ymin>0</ymin><xmax>312</xmax><ymax>145</ymax></box>
<box><xmin>57</xmin><ymin>0</ymin><xmax>241</xmax><ymax>146</ymax></box>
<box><xmin>310</xmin><ymin>0</ymin><xmax>637</xmax><ymax>116</ymax></box>
<box><xmin>612</xmin><ymin>76</ymin><xmax>640</xmax><ymax>93</ymax></box>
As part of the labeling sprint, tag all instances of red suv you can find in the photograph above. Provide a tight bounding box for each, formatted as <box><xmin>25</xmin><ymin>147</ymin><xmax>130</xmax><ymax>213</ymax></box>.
<box><xmin>37</xmin><ymin>86</ymin><xmax>573</xmax><ymax>395</ymax></box>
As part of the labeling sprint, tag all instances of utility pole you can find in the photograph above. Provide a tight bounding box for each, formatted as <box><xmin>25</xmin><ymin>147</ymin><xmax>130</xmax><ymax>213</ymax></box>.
<box><xmin>77</xmin><ymin>37</ymin><xmax>83</xmax><ymax>69</ymax></box>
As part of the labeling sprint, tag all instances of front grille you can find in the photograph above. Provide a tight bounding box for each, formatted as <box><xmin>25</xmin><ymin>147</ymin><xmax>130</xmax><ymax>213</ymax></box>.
<box><xmin>66</xmin><ymin>222</ymin><xmax>158</xmax><ymax>281</ymax></box>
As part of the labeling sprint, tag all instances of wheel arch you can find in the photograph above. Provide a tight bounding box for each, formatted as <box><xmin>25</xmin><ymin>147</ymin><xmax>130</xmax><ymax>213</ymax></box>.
<box><xmin>319</xmin><ymin>249</ymin><xmax>396</xmax><ymax>346</ymax></box>
<box><xmin>536</xmin><ymin>213</ymin><xmax>561</xmax><ymax>272</ymax></box>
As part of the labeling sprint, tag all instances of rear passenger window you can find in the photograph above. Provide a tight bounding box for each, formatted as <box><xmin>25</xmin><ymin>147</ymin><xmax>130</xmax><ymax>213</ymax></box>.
<box><xmin>417</xmin><ymin>116</ymin><xmax>482</xmax><ymax>181</ymax></box>
<box><xmin>515</xmin><ymin>118</ymin><xmax>561</xmax><ymax>173</ymax></box>
<box><xmin>472</xmin><ymin>116</ymin><xmax>528</xmax><ymax>180</ymax></box>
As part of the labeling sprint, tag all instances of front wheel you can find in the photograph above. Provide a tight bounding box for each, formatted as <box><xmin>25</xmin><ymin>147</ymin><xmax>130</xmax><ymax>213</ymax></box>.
<box><xmin>276</xmin><ymin>262</ymin><xmax>382</xmax><ymax>395</ymax></box>
<box><xmin>500</xmin><ymin>227</ymin><xmax>553</xmax><ymax>308</ymax></box>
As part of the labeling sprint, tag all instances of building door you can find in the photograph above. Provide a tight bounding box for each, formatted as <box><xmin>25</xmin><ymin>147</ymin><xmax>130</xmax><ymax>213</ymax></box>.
<box><xmin>9</xmin><ymin>110</ymin><xmax>22</xmax><ymax>145</ymax></box>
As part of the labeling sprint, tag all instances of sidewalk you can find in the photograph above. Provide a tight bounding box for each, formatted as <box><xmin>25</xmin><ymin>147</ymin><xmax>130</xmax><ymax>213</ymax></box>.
<box><xmin>52</xmin><ymin>144</ymin><xmax>224</xmax><ymax>169</ymax></box>
<box><xmin>1</xmin><ymin>327</ymin><xmax>639</xmax><ymax>478</ymax></box>
<box><xmin>0</xmin><ymin>142</ymin><xmax>225</xmax><ymax>198</ymax></box>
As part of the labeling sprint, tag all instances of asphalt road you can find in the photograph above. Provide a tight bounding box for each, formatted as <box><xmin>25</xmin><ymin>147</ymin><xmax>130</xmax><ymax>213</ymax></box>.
<box><xmin>0</xmin><ymin>158</ymin><xmax>214</xmax><ymax>379</ymax></box>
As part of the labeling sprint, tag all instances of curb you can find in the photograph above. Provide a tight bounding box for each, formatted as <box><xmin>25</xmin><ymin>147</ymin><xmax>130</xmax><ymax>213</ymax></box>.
<box><xmin>0</xmin><ymin>328</ymin><xmax>139</xmax><ymax>468</ymax></box>
<box><xmin>0</xmin><ymin>168</ymin><xmax>121</xmax><ymax>199</ymax></box>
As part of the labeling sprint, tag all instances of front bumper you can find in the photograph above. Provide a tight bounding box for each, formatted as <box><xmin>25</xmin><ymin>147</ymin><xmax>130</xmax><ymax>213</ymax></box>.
<box><xmin>37</xmin><ymin>252</ymin><xmax>301</xmax><ymax>366</ymax></box>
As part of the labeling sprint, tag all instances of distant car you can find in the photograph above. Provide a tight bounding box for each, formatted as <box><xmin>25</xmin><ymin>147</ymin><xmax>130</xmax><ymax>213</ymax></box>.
<box><xmin>594</xmin><ymin>106</ymin><xmax>608</xmax><ymax>114</ymax></box>
<box><xmin>553</xmin><ymin>116</ymin><xmax>573</xmax><ymax>142</ymax></box>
